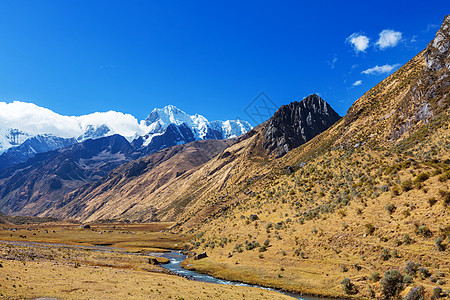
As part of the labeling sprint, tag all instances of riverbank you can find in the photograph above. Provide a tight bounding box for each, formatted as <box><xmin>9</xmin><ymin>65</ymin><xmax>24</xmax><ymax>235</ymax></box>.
<box><xmin>0</xmin><ymin>223</ymin><xmax>294</xmax><ymax>299</ymax></box>
<box><xmin>158</xmin><ymin>250</ymin><xmax>331</xmax><ymax>300</ymax></box>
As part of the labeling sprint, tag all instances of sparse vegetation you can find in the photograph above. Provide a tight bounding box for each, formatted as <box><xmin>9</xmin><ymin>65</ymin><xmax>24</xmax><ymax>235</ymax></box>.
<box><xmin>340</xmin><ymin>278</ymin><xmax>357</xmax><ymax>295</ymax></box>
<box><xmin>380</xmin><ymin>270</ymin><xmax>404</xmax><ymax>299</ymax></box>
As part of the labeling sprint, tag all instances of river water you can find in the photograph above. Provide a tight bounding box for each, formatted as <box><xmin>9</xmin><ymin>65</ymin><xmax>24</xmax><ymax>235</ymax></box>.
<box><xmin>0</xmin><ymin>240</ymin><xmax>330</xmax><ymax>300</ymax></box>
<box><xmin>156</xmin><ymin>250</ymin><xmax>329</xmax><ymax>300</ymax></box>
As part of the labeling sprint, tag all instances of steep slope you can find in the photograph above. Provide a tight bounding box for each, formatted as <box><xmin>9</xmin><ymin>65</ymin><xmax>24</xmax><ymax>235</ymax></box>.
<box><xmin>177</xmin><ymin>16</ymin><xmax>450</xmax><ymax>299</ymax></box>
<box><xmin>43</xmin><ymin>95</ymin><xmax>339</xmax><ymax>224</ymax></box>
<box><xmin>44</xmin><ymin>139</ymin><xmax>234</xmax><ymax>221</ymax></box>
<box><xmin>263</xmin><ymin>94</ymin><xmax>340</xmax><ymax>158</ymax></box>
<box><xmin>0</xmin><ymin>135</ymin><xmax>138</xmax><ymax>216</ymax></box>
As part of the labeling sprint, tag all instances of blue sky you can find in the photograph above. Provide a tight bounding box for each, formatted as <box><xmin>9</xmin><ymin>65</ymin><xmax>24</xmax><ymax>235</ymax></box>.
<box><xmin>0</xmin><ymin>1</ymin><xmax>447</xmax><ymax>125</ymax></box>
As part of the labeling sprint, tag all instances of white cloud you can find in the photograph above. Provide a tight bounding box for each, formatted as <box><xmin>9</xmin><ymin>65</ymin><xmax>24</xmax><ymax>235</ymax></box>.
<box><xmin>362</xmin><ymin>64</ymin><xmax>400</xmax><ymax>75</ymax></box>
<box><xmin>376</xmin><ymin>30</ymin><xmax>402</xmax><ymax>49</ymax></box>
<box><xmin>352</xmin><ymin>80</ymin><xmax>363</xmax><ymax>87</ymax></box>
<box><xmin>0</xmin><ymin>101</ymin><xmax>146</xmax><ymax>139</ymax></box>
<box><xmin>346</xmin><ymin>33</ymin><xmax>370</xmax><ymax>53</ymax></box>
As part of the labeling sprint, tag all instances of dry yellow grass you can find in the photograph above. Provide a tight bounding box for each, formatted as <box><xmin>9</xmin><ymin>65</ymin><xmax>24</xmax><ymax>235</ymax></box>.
<box><xmin>0</xmin><ymin>259</ymin><xmax>293</xmax><ymax>300</ymax></box>
<box><xmin>185</xmin><ymin>148</ymin><xmax>450</xmax><ymax>299</ymax></box>
<box><xmin>0</xmin><ymin>222</ymin><xmax>293</xmax><ymax>300</ymax></box>
<box><xmin>0</xmin><ymin>222</ymin><xmax>189</xmax><ymax>251</ymax></box>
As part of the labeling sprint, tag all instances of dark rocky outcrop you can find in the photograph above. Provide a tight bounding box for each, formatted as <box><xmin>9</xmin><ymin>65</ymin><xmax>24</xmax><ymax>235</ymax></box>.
<box><xmin>141</xmin><ymin>123</ymin><xmax>196</xmax><ymax>155</ymax></box>
<box><xmin>263</xmin><ymin>94</ymin><xmax>340</xmax><ymax>157</ymax></box>
<box><xmin>194</xmin><ymin>252</ymin><xmax>208</xmax><ymax>260</ymax></box>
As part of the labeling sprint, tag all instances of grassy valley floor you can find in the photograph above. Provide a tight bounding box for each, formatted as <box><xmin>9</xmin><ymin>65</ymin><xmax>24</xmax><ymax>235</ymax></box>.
<box><xmin>0</xmin><ymin>222</ymin><xmax>292</xmax><ymax>300</ymax></box>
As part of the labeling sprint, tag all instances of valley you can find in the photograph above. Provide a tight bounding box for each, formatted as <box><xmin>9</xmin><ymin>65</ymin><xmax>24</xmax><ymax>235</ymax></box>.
<box><xmin>0</xmin><ymin>11</ymin><xmax>449</xmax><ymax>300</ymax></box>
<box><xmin>0</xmin><ymin>222</ymin><xmax>294</xmax><ymax>299</ymax></box>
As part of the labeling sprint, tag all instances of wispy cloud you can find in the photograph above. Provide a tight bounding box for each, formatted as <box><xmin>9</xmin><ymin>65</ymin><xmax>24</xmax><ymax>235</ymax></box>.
<box><xmin>362</xmin><ymin>64</ymin><xmax>400</xmax><ymax>75</ymax></box>
<box><xmin>329</xmin><ymin>54</ymin><xmax>338</xmax><ymax>69</ymax></box>
<box><xmin>352</xmin><ymin>80</ymin><xmax>363</xmax><ymax>87</ymax></box>
<box><xmin>424</xmin><ymin>24</ymin><xmax>438</xmax><ymax>32</ymax></box>
<box><xmin>376</xmin><ymin>30</ymin><xmax>402</xmax><ymax>50</ymax></box>
<box><xmin>346</xmin><ymin>33</ymin><xmax>370</xmax><ymax>53</ymax></box>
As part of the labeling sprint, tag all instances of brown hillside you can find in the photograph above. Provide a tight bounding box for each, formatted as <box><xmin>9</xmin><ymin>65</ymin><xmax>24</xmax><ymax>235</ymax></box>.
<box><xmin>42</xmin><ymin>139</ymin><xmax>235</xmax><ymax>222</ymax></box>
<box><xmin>177</xmin><ymin>15</ymin><xmax>450</xmax><ymax>299</ymax></box>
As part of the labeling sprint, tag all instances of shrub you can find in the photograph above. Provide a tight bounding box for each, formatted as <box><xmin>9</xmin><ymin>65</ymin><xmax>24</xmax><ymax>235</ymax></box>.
<box><xmin>405</xmin><ymin>262</ymin><xmax>420</xmax><ymax>276</ymax></box>
<box><xmin>402</xmin><ymin>179</ymin><xmax>413</xmax><ymax>191</ymax></box>
<box><xmin>414</xmin><ymin>172</ymin><xmax>429</xmax><ymax>183</ymax></box>
<box><xmin>403</xmin><ymin>234</ymin><xmax>413</xmax><ymax>245</ymax></box>
<box><xmin>404</xmin><ymin>285</ymin><xmax>425</xmax><ymax>300</ymax></box>
<box><xmin>340</xmin><ymin>265</ymin><xmax>348</xmax><ymax>272</ymax></box>
<box><xmin>365</xmin><ymin>223</ymin><xmax>376</xmax><ymax>235</ymax></box>
<box><xmin>393</xmin><ymin>238</ymin><xmax>402</xmax><ymax>247</ymax></box>
<box><xmin>385</xmin><ymin>203</ymin><xmax>396</xmax><ymax>214</ymax></box>
<box><xmin>437</xmin><ymin>279</ymin><xmax>446</xmax><ymax>285</ymax></box>
<box><xmin>428</xmin><ymin>197</ymin><xmax>438</xmax><ymax>207</ymax></box>
<box><xmin>438</xmin><ymin>172</ymin><xmax>449</xmax><ymax>182</ymax></box>
<box><xmin>439</xmin><ymin>189</ymin><xmax>450</xmax><ymax>206</ymax></box>
<box><xmin>418</xmin><ymin>267</ymin><xmax>431</xmax><ymax>279</ymax></box>
<box><xmin>370</xmin><ymin>272</ymin><xmax>381</xmax><ymax>282</ymax></box>
<box><xmin>380</xmin><ymin>248</ymin><xmax>391</xmax><ymax>261</ymax></box>
<box><xmin>433</xmin><ymin>287</ymin><xmax>443</xmax><ymax>298</ymax></box>
<box><xmin>404</xmin><ymin>275</ymin><xmax>414</xmax><ymax>284</ymax></box>
<box><xmin>435</xmin><ymin>237</ymin><xmax>446</xmax><ymax>251</ymax></box>
<box><xmin>249</xmin><ymin>214</ymin><xmax>259</xmax><ymax>221</ymax></box>
<box><xmin>416</xmin><ymin>225</ymin><xmax>432</xmax><ymax>238</ymax></box>
<box><xmin>340</xmin><ymin>278</ymin><xmax>357</xmax><ymax>295</ymax></box>
<box><xmin>380</xmin><ymin>270</ymin><xmax>404</xmax><ymax>299</ymax></box>
<box><xmin>245</xmin><ymin>241</ymin><xmax>260</xmax><ymax>251</ymax></box>
<box><xmin>264</xmin><ymin>239</ymin><xmax>270</xmax><ymax>247</ymax></box>
<box><xmin>258</xmin><ymin>246</ymin><xmax>267</xmax><ymax>252</ymax></box>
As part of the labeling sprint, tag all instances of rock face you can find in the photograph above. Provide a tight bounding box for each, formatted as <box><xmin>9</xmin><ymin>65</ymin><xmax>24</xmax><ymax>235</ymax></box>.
<box><xmin>263</xmin><ymin>94</ymin><xmax>340</xmax><ymax>157</ymax></box>
<box><xmin>425</xmin><ymin>15</ymin><xmax>450</xmax><ymax>72</ymax></box>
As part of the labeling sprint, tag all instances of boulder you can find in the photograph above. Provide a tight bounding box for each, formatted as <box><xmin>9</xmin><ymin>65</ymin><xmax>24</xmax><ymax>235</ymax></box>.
<box><xmin>194</xmin><ymin>252</ymin><xmax>208</xmax><ymax>260</ymax></box>
<box><xmin>148</xmin><ymin>258</ymin><xmax>160</xmax><ymax>265</ymax></box>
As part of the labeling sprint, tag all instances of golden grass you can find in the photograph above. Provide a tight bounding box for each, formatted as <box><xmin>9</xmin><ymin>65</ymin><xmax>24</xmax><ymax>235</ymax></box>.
<box><xmin>0</xmin><ymin>222</ymin><xmax>190</xmax><ymax>251</ymax></box>
<box><xmin>185</xmin><ymin>148</ymin><xmax>450</xmax><ymax>299</ymax></box>
<box><xmin>0</xmin><ymin>259</ymin><xmax>292</xmax><ymax>299</ymax></box>
<box><xmin>0</xmin><ymin>222</ymin><xmax>292</xmax><ymax>299</ymax></box>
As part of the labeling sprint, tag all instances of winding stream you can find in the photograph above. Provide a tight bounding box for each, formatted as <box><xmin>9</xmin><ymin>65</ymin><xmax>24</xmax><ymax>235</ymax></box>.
<box><xmin>0</xmin><ymin>240</ymin><xmax>330</xmax><ymax>300</ymax></box>
<box><xmin>156</xmin><ymin>250</ymin><xmax>329</xmax><ymax>300</ymax></box>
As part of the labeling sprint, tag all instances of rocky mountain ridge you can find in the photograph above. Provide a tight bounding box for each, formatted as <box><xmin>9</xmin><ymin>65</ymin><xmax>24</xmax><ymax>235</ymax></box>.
<box><xmin>263</xmin><ymin>94</ymin><xmax>340</xmax><ymax>158</ymax></box>
<box><xmin>0</xmin><ymin>103</ymin><xmax>252</xmax><ymax>169</ymax></box>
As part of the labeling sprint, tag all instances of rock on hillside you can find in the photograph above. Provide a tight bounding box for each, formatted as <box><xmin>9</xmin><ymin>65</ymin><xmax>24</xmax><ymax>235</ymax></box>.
<box><xmin>263</xmin><ymin>94</ymin><xmax>340</xmax><ymax>158</ymax></box>
<box><xmin>424</xmin><ymin>15</ymin><xmax>450</xmax><ymax>72</ymax></box>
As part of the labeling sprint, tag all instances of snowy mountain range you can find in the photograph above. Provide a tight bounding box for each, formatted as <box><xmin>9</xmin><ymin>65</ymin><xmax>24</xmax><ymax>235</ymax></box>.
<box><xmin>0</xmin><ymin>101</ymin><xmax>252</xmax><ymax>168</ymax></box>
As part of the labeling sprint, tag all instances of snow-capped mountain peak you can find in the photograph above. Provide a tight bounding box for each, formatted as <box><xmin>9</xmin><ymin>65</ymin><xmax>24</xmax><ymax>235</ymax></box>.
<box><xmin>0</xmin><ymin>101</ymin><xmax>252</xmax><ymax>166</ymax></box>
<box><xmin>142</xmin><ymin>105</ymin><xmax>251</xmax><ymax>145</ymax></box>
